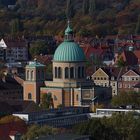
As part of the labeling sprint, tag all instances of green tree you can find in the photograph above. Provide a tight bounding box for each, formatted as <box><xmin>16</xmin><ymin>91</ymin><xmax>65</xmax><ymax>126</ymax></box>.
<box><xmin>22</xmin><ymin>124</ymin><xmax>58</xmax><ymax>140</ymax></box>
<box><xmin>40</xmin><ymin>93</ymin><xmax>53</xmax><ymax>109</ymax></box>
<box><xmin>135</xmin><ymin>15</ymin><xmax>140</xmax><ymax>35</ymax></box>
<box><xmin>117</xmin><ymin>56</ymin><xmax>126</xmax><ymax>68</ymax></box>
<box><xmin>73</xmin><ymin>113</ymin><xmax>140</xmax><ymax>140</ymax></box>
<box><xmin>89</xmin><ymin>0</ymin><xmax>96</xmax><ymax>16</ymax></box>
<box><xmin>82</xmin><ymin>0</ymin><xmax>89</xmax><ymax>15</ymax></box>
<box><xmin>29</xmin><ymin>40</ymin><xmax>54</xmax><ymax>58</ymax></box>
<box><xmin>66</xmin><ymin>0</ymin><xmax>75</xmax><ymax>19</ymax></box>
<box><xmin>111</xmin><ymin>91</ymin><xmax>140</xmax><ymax>107</ymax></box>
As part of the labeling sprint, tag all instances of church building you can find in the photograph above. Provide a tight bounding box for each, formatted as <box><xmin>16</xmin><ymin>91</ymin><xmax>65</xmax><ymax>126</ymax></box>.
<box><xmin>23</xmin><ymin>22</ymin><xmax>111</xmax><ymax>108</ymax></box>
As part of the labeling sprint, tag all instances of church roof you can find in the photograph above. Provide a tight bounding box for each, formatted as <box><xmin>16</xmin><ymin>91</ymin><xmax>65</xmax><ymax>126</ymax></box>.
<box><xmin>53</xmin><ymin>21</ymin><xmax>86</xmax><ymax>62</ymax></box>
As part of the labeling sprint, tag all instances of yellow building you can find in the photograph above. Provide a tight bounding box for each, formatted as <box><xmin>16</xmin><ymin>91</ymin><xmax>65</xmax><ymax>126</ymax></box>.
<box><xmin>92</xmin><ymin>68</ymin><xmax>118</xmax><ymax>96</ymax></box>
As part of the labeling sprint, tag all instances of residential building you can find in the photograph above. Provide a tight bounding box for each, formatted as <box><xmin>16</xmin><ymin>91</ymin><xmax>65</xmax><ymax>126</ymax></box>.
<box><xmin>92</xmin><ymin>68</ymin><xmax>118</xmax><ymax>96</ymax></box>
<box><xmin>0</xmin><ymin>75</ymin><xmax>23</xmax><ymax>100</ymax></box>
<box><xmin>0</xmin><ymin>38</ymin><xmax>29</xmax><ymax>63</ymax></box>
<box><xmin>118</xmin><ymin>69</ymin><xmax>140</xmax><ymax>92</ymax></box>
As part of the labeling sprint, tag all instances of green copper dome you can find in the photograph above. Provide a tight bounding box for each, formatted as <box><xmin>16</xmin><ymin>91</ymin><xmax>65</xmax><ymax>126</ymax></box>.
<box><xmin>53</xmin><ymin>21</ymin><xmax>86</xmax><ymax>62</ymax></box>
<box><xmin>53</xmin><ymin>41</ymin><xmax>86</xmax><ymax>62</ymax></box>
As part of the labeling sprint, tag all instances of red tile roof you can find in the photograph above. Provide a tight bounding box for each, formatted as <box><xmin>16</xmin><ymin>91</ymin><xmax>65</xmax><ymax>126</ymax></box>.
<box><xmin>81</xmin><ymin>45</ymin><xmax>104</xmax><ymax>59</ymax></box>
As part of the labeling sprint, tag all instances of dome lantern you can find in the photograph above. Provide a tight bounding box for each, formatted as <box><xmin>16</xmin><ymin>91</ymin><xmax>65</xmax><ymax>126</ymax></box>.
<box><xmin>64</xmin><ymin>20</ymin><xmax>74</xmax><ymax>42</ymax></box>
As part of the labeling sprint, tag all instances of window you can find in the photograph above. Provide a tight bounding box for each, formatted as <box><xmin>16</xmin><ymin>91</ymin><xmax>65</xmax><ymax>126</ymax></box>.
<box><xmin>78</xmin><ymin>67</ymin><xmax>81</xmax><ymax>78</ymax></box>
<box><xmin>58</xmin><ymin>67</ymin><xmax>62</xmax><ymax>78</ymax></box>
<box><xmin>65</xmin><ymin>67</ymin><xmax>69</xmax><ymax>78</ymax></box>
<box><xmin>55</xmin><ymin>67</ymin><xmax>57</xmax><ymax>78</ymax></box>
<box><xmin>70</xmin><ymin>67</ymin><xmax>74</xmax><ymax>78</ymax></box>
<box><xmin>119</xmin><ymin>83</ymin><xmax>122</xmax><ymax>88</ymax></box>
<box><xmin>104</xmin><ymin>77</ymin><xmax>106</xmax><ymax>80</ymax></box>
<box><xmin>136</xmin><ymin>77</ymin><xmax>139</xmax><ymax>81</ymax></box>
<box><xmin>82</xmin><ymin>67</ymin><xmax>84</xmax><ymax>78</ymax></box>
<box><xmin>76</xmin><ymin>94</ymin><xmax>79</xmax><ymax>101</ymax></box>
<box><xmin>27</xmin><ymin>70</ymin><xmax>29</xmax><ymax>80</ymax></box>
<box><xmin>28</xmin><ymin>93</ymin><xmax>32</xmax><ymax>99</ymax></box>
<box><xmin>31</xmin><ymin>70</ymin><xmax>33</xmax><ymax>80</ymax></box>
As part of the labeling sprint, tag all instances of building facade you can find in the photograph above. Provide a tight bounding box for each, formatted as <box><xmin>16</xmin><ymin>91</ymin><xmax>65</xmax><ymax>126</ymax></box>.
<box><xmin>92</xmin><ymin>68</ymin><xmax>118</xmax><ymax>96</ymax></box>
<box><xmin>0</xmin><ymin>38</ymin><xmax>28</xmax><ymax>63</ymax></box>
<box><xmin>23</xmin><ymin>59</ymin><xmax>46</xmax><ymax>104</ymax></box>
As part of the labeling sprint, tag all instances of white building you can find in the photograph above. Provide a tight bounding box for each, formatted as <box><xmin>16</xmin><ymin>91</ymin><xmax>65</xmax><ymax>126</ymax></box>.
<box><xmin>0</xmin><ymin>38</ymin><xmax>29</xmax><ymax>63</ymax></box>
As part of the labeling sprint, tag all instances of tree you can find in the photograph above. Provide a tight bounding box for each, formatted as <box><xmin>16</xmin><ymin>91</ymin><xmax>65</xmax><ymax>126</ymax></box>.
<box><xmin>66</xmin><ymin>0</ymin><xmax>75</xmax><ymax>19</ymax></box>
<box><xmin>29</xmin><ymin>40</ymin><xmax>54</xmax><ymax>58</ymax></box>
<box><xmin>73</xmin><ymin>113</ymin><xmax>140</xmax><ymax>140</ymax></box>
<box><xmin>89</xmin><ymin>0</ymin><xmax>96</xmax><ymax>16</ymax></box>
<box><xmin>22</xmin><ymin>124</ymin><xmax>58</xmax><ymax>140</ymax></box>
<box><xmin>111</xmin><ymin>91</ymin><xmax>140</xmax><ymax>107</ymax></box>
<box><xmin>117</xmin><ymin>56</ymin><xmax>126</xmax><ymax>68</ymax></box>
<box><xmin>40</xmin><ymin>93</ymin><xmax>53</xmax><ymax>109</ymax></box>
<box><xmin>82</xmin><ymin>0</ymin><xmax>89</xmax><ymax>15</ymax></box>
<box><xmin>135</xmin><ymin>15</ymin><xmax>140</xmax><ymax>35</ymax></box>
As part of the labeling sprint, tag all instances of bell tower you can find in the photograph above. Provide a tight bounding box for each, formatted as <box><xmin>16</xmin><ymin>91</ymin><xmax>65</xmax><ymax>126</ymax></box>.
<box><xmin>23</xmin><ymin>59</ymin><xmax>45</xmax><ymax>104</ymax></box>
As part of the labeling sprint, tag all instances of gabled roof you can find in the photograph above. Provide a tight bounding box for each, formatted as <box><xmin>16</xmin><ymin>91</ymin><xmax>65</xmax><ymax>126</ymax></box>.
<box><xmin>91</xmin><ymin>67</ymin><xmax>127</xmax><ymax>80</ymax></box>
<box><xmin>122</xmin><ymin>69</ymin><xmax>140</xmax><ymax>77</ymax></box>
<box><xmin>92</xmin><ymin>68</ymin><xmax>109</xmax><ymax>77</ymax></box>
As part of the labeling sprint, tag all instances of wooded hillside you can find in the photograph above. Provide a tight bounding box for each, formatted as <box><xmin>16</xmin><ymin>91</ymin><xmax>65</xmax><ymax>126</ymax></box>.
<box><xmin>0</xmin><ymin>0</ymin><xmax>140</xmax><ymax>37</ymax></box>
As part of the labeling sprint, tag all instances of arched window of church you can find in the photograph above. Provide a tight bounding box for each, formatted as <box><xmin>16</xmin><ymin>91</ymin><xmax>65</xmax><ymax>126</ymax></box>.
<box><xmin>58</xmin><ymin>67</ymin><xmax>62</xmax><ymax>78</ymax></box>
<box><xmin>65</xmin><ymin>67</ymin><xmax>69</xmax><ymax>78</ymax></box>
<box><xmin>55</xmin><ymin>67</ymin><xmax>58</xmax><ymax>78</ymax></box>
<box><xmin>78</xmin><ymin>67</ymin><xmax>81</xmax><ymax>78</ymax></box>
<box><xmin>28</xmin><ymin>93</ymin><xmax>32</xmax><ymax>99</ymax></box>
<box><xmin>70</xmin><ymin>67</ymin><xmax>74</xmax><ymax>78</ymax></box>
<box><xmin>31</xmin><ymin>70</ymin><xmax>34</xmax><ymax>80</ymax></box>
<box><xmin>27</xmin><ymin>70</ymin><xmax>29</xmax><ymax>80</ymax></box>
<box><xmin>82</xmin><ymin>67</ymin><xmax>84</xmax><ymax>78</ymax></box>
